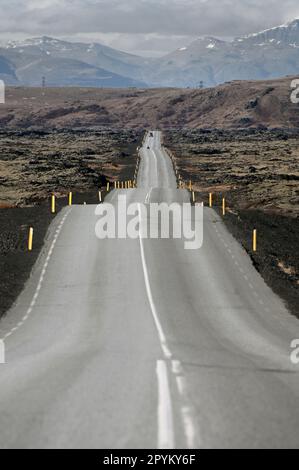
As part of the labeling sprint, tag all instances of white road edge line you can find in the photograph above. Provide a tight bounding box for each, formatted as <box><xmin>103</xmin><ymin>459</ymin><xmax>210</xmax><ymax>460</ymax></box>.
<box><xmin>0</xmin><ymin>209</ymin><xmax>71</xmax><ymax>342</ymax></box>
<box><xmin>156</xmin><ymin>360</ymin><xmax>175</xmax><ymax>449</ymax></box>
<box><xmin>214</xmin><ymin>213</ymin><xmax>270</xmax><ymax>318</ymax></box>
<box><xmin>138</xmin><ymin>204</ymin><xmax>172</xmax><ymax>360</ymax></box>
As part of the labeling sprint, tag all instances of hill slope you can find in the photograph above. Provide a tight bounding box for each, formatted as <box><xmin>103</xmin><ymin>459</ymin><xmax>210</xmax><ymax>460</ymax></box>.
<box><xmin>0</xmin><ymin>76</ymin><xmax>298</xmax><ymax>129</ymax></box>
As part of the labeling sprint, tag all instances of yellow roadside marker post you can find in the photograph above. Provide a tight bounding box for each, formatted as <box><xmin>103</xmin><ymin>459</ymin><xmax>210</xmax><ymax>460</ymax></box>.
<box><xmin>68</xmin><ymin>192</ymin><xmax>72</xmax><ymax>206</ymax></box>
<box><xmin>192</xmin><ymin>191</ymin><xmax>195</xmax><ymax>203</ymax></box>
<box><xmin>253</xmin><ymin>229</ymin><xmax>257</xmax><ymax>252</ymax></box>
<box><xmin>51</xmin><ymin>195</ymin><xmax>56</xmax><ymax>214</ymax></box>
<box><xmin>98</xmin><ymin>190</ymin><xmax>102</xmax><ymax>203</ymax></box>
<box><xmin>28</xmin><ymin>227</ymin><xmax>33</xmax><ymax>251</ymax></box>
<box><xmin>114</xmin><ymin>181</ymin><xmax>117</xmax><ymax>189</ymax></box>
<box><xmin>117</xmin><ymin>181</ymin><xmax>120</xmax><ymax>189</ymax></box>
<box><xmin>222</xmin><ymin>198</ymin><xmax>226</xmax><ymax>216</ymax></box>
<box><xmin>209</xmin><ymin>193</ymin><xmax>213</xmax><ymax>208</ymax></box>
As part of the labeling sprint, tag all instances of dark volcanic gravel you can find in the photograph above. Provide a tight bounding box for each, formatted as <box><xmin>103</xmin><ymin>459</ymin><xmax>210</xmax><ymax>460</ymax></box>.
<box><xmin>0</xmin><ymin>128</ymin><xmax>142</xmax><ymax>318</ymax></box>
<box><xmin>165</xmin><ymin>129</ymin><xmax>299</xmax><ymax>319</ymax></box>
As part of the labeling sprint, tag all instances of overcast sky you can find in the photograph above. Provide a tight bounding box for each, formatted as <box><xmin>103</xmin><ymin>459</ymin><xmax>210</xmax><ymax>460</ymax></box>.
<box><xmin>0</xmin><ymin>0</ymin><xmax>298</xmax><ymax>56</ymax></box>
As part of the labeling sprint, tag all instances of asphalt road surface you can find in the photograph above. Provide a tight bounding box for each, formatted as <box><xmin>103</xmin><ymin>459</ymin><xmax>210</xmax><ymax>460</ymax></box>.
<box><xmin>0</xmin><ymin>131</ymin><xmax>298</xmax><ymax>449</ymax></box>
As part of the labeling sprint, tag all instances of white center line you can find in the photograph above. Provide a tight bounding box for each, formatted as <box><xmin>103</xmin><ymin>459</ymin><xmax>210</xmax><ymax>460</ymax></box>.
<box><xmin>171</xmin><ymin>359</ymin><xmax>183</xmax><ymax>375</ymax></box>
<box><xmin>139</xmin><ymin>135</ymin><xmax>199</xmax><ymax>450</ymax></box>
<box><xmin>152</xmin><ymin>150</ymin><xmax>159</xmax><ymax>186</ymax></box>
<box><xmin>181</xmin><ymin>406</ymin><xmax>197</xmax><ymax>449</ymax></box>
<box><xmin>156</xmin><ymin>360</ymin><xmax>175</xmax><ymax>449</ymax></box>
<box><xmin>145</xmin><ymin>187</ymin><xmax>153</xmax><ymax>204</ymax></box>
<box><xmin>138</xmin><ymin>204</ymin><xmax>172</xmax><ymax>360</ymax></box>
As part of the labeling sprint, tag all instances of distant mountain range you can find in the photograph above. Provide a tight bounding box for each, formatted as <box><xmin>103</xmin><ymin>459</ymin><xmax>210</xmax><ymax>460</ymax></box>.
<box><xmin>0</xmin><ymin>37</ymin><xmax>148</xmax><ymax>88</ymax></box>
<box><xmin>0</xmin><ymin>19</ymin><xmax>299</xmax><ymax>88</ymax></box>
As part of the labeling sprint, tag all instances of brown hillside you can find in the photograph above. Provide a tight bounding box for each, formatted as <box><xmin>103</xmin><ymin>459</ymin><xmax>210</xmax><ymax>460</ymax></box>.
<box><xmin>0</xmin><ymin>76</ymin><xmax>298</xmax><ymax>130</ymax></box>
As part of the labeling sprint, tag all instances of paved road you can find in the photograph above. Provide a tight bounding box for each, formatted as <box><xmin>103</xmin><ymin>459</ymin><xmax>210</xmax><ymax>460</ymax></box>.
<box><xmin>0</xmin><ymin>131</ymin><xmax>298</xmax><ymax>449</ymax></box>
